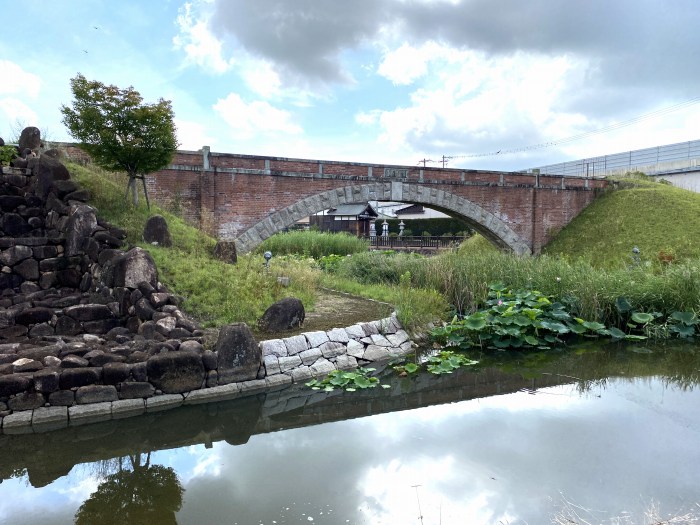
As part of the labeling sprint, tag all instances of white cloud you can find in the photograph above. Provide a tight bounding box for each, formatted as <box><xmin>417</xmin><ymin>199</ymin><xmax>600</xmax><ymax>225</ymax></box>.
<box><xmin>0</xmin><ymin>99</ymin><xmax>39</xmax><ymax>131</ymax></box>
<box><xmin>213</xmin><ymin>93</ymin><xmax>303</xmax><ymax>139</ymax></box>
<box><xmin>173</xmin><ymin>1</ymin><xmax>233</xmax><ymax>74</ymax></box>
<box><xmin>174</xmin><ymin>118</ymin><xmax>216</xmax><ymax>150</ymax></box>
<box><xmin>362</xmin><ymin>44</ymin><xmax>586</xmax><ymax>157</ymax></box>
<box><xmin>0</xmin><ymin>60</ymin><xmax>41</xmax><ymax>98</ymax></box>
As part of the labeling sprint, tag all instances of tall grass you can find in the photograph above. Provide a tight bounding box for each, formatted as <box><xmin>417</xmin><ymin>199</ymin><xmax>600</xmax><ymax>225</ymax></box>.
<box><xmin>258</xmin><ymin>230</ymin><xmax>369</xmax><ymax>259</ymax></box>
<box><xmin>335</xmin><ymin>249</ymin><xmax>700</xmax><ymax>325</ymax></box>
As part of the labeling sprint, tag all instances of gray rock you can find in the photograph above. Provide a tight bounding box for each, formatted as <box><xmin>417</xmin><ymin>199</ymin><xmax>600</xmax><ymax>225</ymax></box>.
<box><xmin>202</xmin><ymin>350</ymin><xmax>217</xmax><ymax>370</ymax></box>
<box><xmin>261</xmin><ymin>339</ymin><xmax>287</xmax><ymax>358</ymax></box>
<box><xmin>110</xmin><ymin>247</ymin><xmax>159</xmax><ymax>289</ymax></box>
<box><xmin>146</xmin><ymin>350</ymin><xmax>205</xmax><ymax>394</ymax></box>
<box><xmin>12</xmin><ymin>358</ymin><xmax>43</xmax><ymax>373</ymax></box>
<box><xmin>8</xmin><ymin>392</ymin><xmax>45</xmax><ymax>411</ymax></box>
<box><xmin>15</xmin><ymin>307</ymin><xmax>53</xmax><ymax>326</ymax></box>
<box><xmin>289</xmin><ymin>366</ymin><xmax>314</xmax><ymax>383</ymax></box>
<box><xmin>263</xmin><ymin>355</ymin><xmax>280</xmax><ymax>375</ymax></box>
<box><xmin>299</xmin><ymin>348</ymin><xmax>323</xmax><ymax>365</ymax></box>
<box><xmin>319</xmin><ymin>341</ymin><xmax>345</xmax><ymax>359</ymax></box>
<box><xmin>13</xmin><ymin>258</ymin><xmax>39</xmax><ymax>280</ymax></box>
<box><xmin>0</xmin><ymin>245</ymin><xmax>33</xmax><ymax>266</ymax></box>
<box><xmin>48</xmin><ymin>390</ymin><xmax>75</xmax><ymax>406</ymax></box>
<box><xmin>257</xmin><ymin>297</ymin><xmax>305</xmax><ymax>332</ymax></box>
<box><xmin>334</xmin><ymin>354</ymin><xmax>359</xmax><ymax>370</ymax></box>
<box><xmin>102</xmin><ymin>362</ymin><xmax>131</xmax><ymax>384</ymax></box>
<box><xmin>28</xmin><ymin>322</ymin><xmax>53</xmax><ymax>338</ymax></box>
<box><xmin>76</xmin><ymin>385</ymin><xmax>118</xmax><ymax>404</ymax></box>
<box><xmin>119</xmin><ymin>381</ymin><xmax>155</xmax><ymax>399</ymax></box>
<box><xmin>18</xmin><ymin>126</ymin><xmax>41</xmax><ymax>152</ymax></box>
<box><xmin>33</xmin><ymin>155</ymin><xmax>70</xmax><ymax>200</ymax></box>
<box><xmin>283</xmin><ymin>334</ymin><xmax>308</xmax><ymax>355</ymax></box>
<box><xmin>59</xmin><ymin>367</ymin><xmax>101</xmax><ymax>389</ymax></box>
<box><xmin>61</xmin><ymin>355</ymin><xmax>89</xmax><ymax>368</ymax></box>
<box><xmin>33</xmin><ymin>370</ymin><xmax>60</xmax><ymax>393</ymax></box>
<box><xmin>64</xmin><ymin>304</ymin><xmax>114</xmax><ymax>321</ymax></box>
<box><xmin>213</xmin><ymin>240</ymin><xmax>237</xmax><ymax>264</ymax></box>
<box><xmin>327</xmin><ymin>328</ymin><xmax>350</xmax><ymax>343</ymax></box>
<box><xmin>311</xmin><ymin>358</ymin><xmax>336</xmax><ymax>376</ymax></box>
<box><xmin>64</xmin><ymin>205</ymin><xmax>97</xmax><ymax>256</ymax></box>
<box><xmin>305</xmin><ymin>331</ymin><xmax>330</xmax><ymax>348</ymax></box>
<box><xmin>278</xmin><ymin>355</ymin><xmax>302</xmax><ymax>372</ymax></box>
<box><xmin>215</xmin><ymin>323</ymin><xmax>260</xmax><ymax>383</ymax></box>
<box><xmin>179</xmin><ymin>340</ymin><xmax>203</xmax><ymax>354</ymax></box>
<box><xmin>0</xmin><ymin>375</ymin><xmax>31</xmax><ymax>397</ymax></box>
<box><xmin>369</xmin><ymin>334</ymin><xmax>392</xmax><ymax>347</ymax></box>
<box><xmin>143</xmin><ymin>215</ymin><xmax>172</xmax><ymax>247</ymax></box>
<box><xmin>363</xmin><ymin>345</ymin><xmax>395</xmax><ymax>362</ymax></box>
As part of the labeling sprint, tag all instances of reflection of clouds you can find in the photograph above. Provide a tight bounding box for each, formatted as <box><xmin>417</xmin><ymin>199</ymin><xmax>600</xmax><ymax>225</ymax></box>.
<box><xmin>55</xmin><ymin>475</ymin><xmax>100</xmax><ymax>504</ymax></box>
<box><xmin>1</xmin><ymin>376</ymin><xmax>699</xmax><ymax>525</ymax></box>
<box><xmin>177</xmin><ymin>378</ymin><xmax>700</xmax><ymax>524</ymax></box>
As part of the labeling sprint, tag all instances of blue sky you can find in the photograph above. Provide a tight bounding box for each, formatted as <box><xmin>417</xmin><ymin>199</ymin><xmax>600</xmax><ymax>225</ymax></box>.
<box><xmin>2</xmin><ymin>0</ymin><xmax>700</xmax><ymax>171</ymax></box>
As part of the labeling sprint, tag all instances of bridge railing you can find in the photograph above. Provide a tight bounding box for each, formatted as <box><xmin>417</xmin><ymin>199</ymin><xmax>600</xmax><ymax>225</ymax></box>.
<box><xmin>368</xmin><ymin>235</ymin><xmax>466</xmax><ymax>250</ymax></box>
<box><xmin>528</xmin><ymin>138</ymin><xmax>700</xmax><ymax>177</ymax></box>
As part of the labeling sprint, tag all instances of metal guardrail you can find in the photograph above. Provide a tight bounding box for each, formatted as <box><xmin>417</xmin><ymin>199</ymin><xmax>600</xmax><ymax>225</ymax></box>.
<box><xmin>527</xmin><ymin>139</ymin><xmax>700</xmax><ymax>177</ymax></box>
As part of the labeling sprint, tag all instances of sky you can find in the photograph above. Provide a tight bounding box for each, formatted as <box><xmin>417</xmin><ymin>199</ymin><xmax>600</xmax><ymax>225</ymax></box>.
<box><xmin>2</xmin><ymin>0</ymin><xmax>700</xmax><ymax>172</ymax></box>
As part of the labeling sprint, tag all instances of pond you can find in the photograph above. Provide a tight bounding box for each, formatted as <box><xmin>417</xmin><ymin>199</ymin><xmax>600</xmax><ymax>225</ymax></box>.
<box><xmin>1</xmin><ymin>341</ymin><xmax>699</xmax><ymax>524</ymax></box>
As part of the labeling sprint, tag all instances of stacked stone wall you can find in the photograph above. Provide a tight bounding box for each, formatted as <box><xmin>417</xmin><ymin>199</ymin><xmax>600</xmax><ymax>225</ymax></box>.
<box><xmin>0</xmin><ymin>144</ymin><xmax>415</xmax><ymax>434</ymax></box>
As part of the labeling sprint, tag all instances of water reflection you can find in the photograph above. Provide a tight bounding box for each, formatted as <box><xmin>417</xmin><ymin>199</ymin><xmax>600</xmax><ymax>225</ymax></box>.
<box><xmin>1</xmin><ymin>343</ymin><xmax>699</xmax><ymax>524</ymax></box>
<box><xmin>74</xmin><ymin>454</ymin><xmax>183</xmax><ymax>525</ymax></box>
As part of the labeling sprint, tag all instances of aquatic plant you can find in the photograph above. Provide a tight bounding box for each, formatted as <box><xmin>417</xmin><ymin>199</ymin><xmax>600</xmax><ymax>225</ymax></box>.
<box><xmin>305</xmin><ymin>368</ymin><xmax>390</xmax><ymax>392</ymax></box>
<box><xmin>430</xmin><ymin>283</ymin><xmax>635</xmax><ymax>351</ymax></box>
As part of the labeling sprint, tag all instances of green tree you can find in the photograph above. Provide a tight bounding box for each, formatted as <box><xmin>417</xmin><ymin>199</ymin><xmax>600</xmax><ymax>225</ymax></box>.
<box><xmin>60</xmin><ymin>73</ymin><xmax>178</xmax><ymax>207</ymax></box>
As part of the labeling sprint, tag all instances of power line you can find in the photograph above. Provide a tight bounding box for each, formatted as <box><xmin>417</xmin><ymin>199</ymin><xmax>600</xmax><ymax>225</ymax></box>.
<box><xmin>419</xmin><ymin>96</ymin><xmax>700</xmax><ymax>164</ymax></box>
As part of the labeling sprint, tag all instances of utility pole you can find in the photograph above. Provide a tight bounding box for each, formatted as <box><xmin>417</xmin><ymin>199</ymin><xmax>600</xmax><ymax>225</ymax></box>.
<box><xmin>412</xmin><ymin>485</ymin><xmax>424</xmax><ymax>525</ymax></box>
<box><xmin>441</xmin><ymin>155</ymin><xmax>451</xmax><ymax>168</ymax></box>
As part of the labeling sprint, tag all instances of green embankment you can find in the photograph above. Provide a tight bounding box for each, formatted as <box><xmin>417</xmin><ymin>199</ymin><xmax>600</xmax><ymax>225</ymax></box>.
<box><xmin>68</xmin><ymin>163</ymin><xmax>320</xmax><ymax>327</ymax></box>
<box><xmin>544</xmin><ymin>178</ymin><xmax>700</xmax><ymax>268</ymax></box>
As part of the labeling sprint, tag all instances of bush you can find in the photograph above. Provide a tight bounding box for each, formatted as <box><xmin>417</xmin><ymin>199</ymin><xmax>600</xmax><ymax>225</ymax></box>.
<box><xmin>0</xmin><ymin>145</ymin><xmax>17</xmax><ymax>165</ymax></box>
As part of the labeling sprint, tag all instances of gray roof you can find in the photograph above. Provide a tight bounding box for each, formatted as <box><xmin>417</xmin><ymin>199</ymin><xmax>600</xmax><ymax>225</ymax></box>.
<box><xmin>326</xmin><ymin>203</ymin><xmax>378</xmax><ymax>217</ymax></box>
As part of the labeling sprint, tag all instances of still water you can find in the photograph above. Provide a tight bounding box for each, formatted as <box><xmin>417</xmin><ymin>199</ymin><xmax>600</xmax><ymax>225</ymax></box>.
<box><xmin>1</xmin><ymin>342</ymin><xmax>699</xmax><ymax>524</ymax></box>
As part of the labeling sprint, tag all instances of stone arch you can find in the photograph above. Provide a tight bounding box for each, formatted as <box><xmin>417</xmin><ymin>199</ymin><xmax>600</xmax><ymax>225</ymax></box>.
<box><xmin>233</xmin><ymin>182</ymin><xmax>531</xmax><ymax>255</ymax></box>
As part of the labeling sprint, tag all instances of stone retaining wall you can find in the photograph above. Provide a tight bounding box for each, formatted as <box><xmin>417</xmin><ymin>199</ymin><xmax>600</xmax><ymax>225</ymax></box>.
<box><xmin>0</xmin><ymin>137</ymin><xmax>414</xmax><ymax>435</ymax></box>
<box><xmin>0</xmin><ymin>315</ymin><xmax>413</xmax><ymax>434</ymax></box>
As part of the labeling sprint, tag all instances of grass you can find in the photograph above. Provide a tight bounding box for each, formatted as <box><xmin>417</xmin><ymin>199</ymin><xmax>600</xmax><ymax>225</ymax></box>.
<box><xmin>67</xmin><ymin>161</ymin><xmax>446</xmax><ymax>330</ymax></box>
<box><xmin>544</xmin><ymin>177</ymin><xmax>700</xmax><ymax>268</ymax></box>
<box><xmin>258</xmin><ymin>229</ymin><xmax>369</xmax><ymax>258</ymax></box>
<box><xmin>69</xmin><ymin>162</ymin><xmax>700</xmax><ymax>333</ymax></box>
<box><xmin>68</xmin><ymin>162</ymin><xmax>319</xmax><ymax>326</ymax></box>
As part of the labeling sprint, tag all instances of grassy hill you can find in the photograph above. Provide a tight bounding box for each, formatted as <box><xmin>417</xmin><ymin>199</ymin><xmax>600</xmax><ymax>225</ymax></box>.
<box><xmin>543</xmin><ymin>178</ymin><xmax>700</xmax><ymax>268</ymax></box>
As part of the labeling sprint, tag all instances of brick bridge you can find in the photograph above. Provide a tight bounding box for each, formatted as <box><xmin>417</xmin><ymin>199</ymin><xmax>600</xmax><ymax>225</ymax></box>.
<box><xmin>146</xmin><ymin>148</ymin><xmax>608</xmax><ymax>255</ymax></box>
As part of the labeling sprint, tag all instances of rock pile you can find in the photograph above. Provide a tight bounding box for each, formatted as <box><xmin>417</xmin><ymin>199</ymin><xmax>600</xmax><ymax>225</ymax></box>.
<box><xmin>0</xmin><ymin>129</ymin><xmax>415</xmax><ymax>433</ymax></box>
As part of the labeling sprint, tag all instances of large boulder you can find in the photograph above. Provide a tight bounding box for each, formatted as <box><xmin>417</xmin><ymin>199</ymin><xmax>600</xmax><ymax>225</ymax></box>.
<box><xmin>258</xmin><ymin>297</ymin><xmax>305</xmax><ymax>332</ymax></box>
<box><xmin>110</xmin><ymin>247</ymin><xmax>158</xmax><ymax>289</ymax></box>
<box><xmin>65</xmin><ymin>205</ymin><xmax>97</xmax><ymax>256</ymax></box>
<box><xmin>143</xmin><ymin>215</ymin><xmax>172</xmax><ymax>247</ymax></box>
<box><xmin>33</xmin><ymin>155</ymin><xmax>70</xmax><ymax>200</ymax></box>
<box><xmin>215</xmin><ymin>323</ymin><xmax>260</xmax><ymax>383</ymax></box>
<box><xmin>18</xmin><ymin>127</ymin><xmax>41</xmax><ymax>152</ymax></box>
<box><xmin>213</xmin><ymin>241</ymin><xmax>237</xmax><ymax>264</ymax></box>
<box><xmin>146</xmin><ymin>350</ymin><xmax>205</xmax><ymax>394</ymax></box>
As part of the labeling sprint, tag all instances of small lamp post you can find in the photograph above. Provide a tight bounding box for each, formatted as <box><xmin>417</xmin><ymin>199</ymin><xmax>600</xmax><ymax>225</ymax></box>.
<box><xmin>263</xmin><ymin>251</ymin><xmax>272</xmax><ymax>271</ymax></box>
<box><xmin>369</xmin><ymin>220</ymin><xmax>376</xmax><ymax>238</ymax></box>
<box><xmin>399</xmin><ymin>220</ymin><xmax>405</xmax><ymax>237</ymax></box>
<box><xmin>381</xmin><ymin>220</ymin><xmax>389</xmax><ymax>238</ymax></box>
